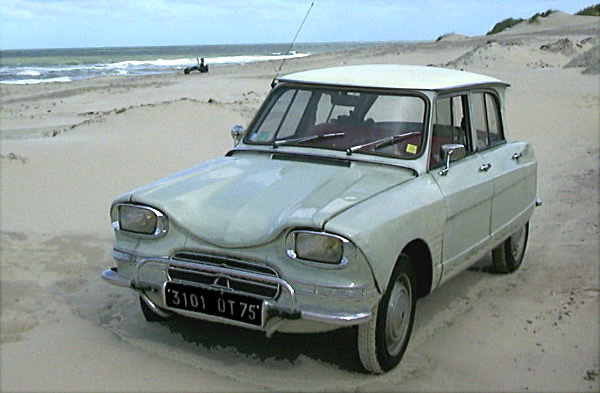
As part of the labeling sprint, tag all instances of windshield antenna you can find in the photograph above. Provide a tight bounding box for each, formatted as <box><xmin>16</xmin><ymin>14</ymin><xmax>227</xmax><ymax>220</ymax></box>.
<box><xmin>271</xmin><ymin>2</ymin><xmax>314</xmax><ymax>88</ymax></box>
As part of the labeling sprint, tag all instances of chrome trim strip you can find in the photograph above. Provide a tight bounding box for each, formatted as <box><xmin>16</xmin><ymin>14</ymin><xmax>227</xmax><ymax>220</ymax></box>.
<box><xmin>140</xmin><ymin>292</ymin><xmax>172</xmax><ymax>318</ymax></box>
<box><xmin>101</xmin><ymin>267</ymin><xmax>131</xmax><ymax>287</ymax></box>
<box><xmin>302</xmin><ymin>310</ymin><xmax>372</xmax><ymax>325</ymax></box>
<box><xmin>113</xmin><ymin>247</ymin><xmax>169</xmax><ymax>262</ymax></box>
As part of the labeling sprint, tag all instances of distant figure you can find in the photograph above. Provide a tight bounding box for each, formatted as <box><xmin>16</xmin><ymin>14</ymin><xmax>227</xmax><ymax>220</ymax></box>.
<box><xmin>184</xmin><ymin>57</ymin><xmax>209</xmax><ymax>74</ymax></box>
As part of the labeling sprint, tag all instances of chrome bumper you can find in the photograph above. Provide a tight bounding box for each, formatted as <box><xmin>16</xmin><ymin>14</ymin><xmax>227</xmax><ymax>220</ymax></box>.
<box><xmin>101</xmin><ymin>256</ymin><xmax>373</xmax><ymax>335</ymax></box>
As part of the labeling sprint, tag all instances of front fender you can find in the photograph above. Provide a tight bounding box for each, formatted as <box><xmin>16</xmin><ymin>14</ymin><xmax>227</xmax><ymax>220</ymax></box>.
<box><xmin>325</xmin><ymin>175</ymin><xmax>445</xmax><ymax>292</ymax></box>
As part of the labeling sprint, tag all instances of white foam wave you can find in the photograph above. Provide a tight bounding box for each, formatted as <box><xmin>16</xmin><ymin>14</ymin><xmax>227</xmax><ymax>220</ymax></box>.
<box><xmin>17</xmin><ymin>70</ymin><xmax>42</xmax><ymax>76</ymax></box>
<box><xmin>206</xmin><ymin>52</ymin><xmax>309</xmax><ymax>65</ymax></box>
<box><xmin>111</xmin><ymin>58</ymin><xmax>195</xmax><ymax>68</ymax></box>
<box><xmin>0</xmin><ymin>76</ymin><xmax>72</xmax><ymax>85</ymax></box>
<box><xmin>0</xmin><ymin>51</ymin><xmax>310</xmax><ymax>84</ymax></box>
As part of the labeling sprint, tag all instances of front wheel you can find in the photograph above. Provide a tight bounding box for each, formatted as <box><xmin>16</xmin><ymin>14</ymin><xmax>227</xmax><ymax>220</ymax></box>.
<box><xmin>492</xmin><ymin>222</ymin><xmax>529</xmax><ymax>273</ymax></box>
<box><xmin>358</xmin><ymin>256</ymin><xmax>416</xmax><ymax>373</ymax></box>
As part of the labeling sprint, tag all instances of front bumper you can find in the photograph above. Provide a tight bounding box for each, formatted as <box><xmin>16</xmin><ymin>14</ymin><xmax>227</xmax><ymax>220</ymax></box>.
<box><xmin>102</xmin><ymin>254</ymin><xmax>376</xmax><ymax>336</ymax></box>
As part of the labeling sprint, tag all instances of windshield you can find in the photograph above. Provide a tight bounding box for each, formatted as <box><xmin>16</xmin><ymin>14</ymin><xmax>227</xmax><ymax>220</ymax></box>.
<box><xmin>245</xmin><ymin>85</ymin><xmax>427</xmax><ymax>159</ymax></box>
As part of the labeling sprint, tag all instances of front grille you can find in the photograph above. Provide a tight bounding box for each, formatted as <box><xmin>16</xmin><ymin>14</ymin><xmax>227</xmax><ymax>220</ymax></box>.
<box><xmin>169</xmin><ymin>252</ymin><xmax>280</xmax><ymax>299</ymax></box>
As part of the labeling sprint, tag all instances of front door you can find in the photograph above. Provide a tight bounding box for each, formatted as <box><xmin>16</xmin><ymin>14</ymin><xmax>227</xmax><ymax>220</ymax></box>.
<box><xmin>430</xmin><ymin>94</ymin><xmax>493</xmax><ymax>282</ymax></box>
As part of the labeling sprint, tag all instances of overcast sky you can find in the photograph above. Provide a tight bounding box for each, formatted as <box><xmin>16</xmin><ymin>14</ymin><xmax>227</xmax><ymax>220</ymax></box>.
<box><xmin>0</xmin><ymin>0</ymin><xmax>595</xmax><ymax>50</ymax></box>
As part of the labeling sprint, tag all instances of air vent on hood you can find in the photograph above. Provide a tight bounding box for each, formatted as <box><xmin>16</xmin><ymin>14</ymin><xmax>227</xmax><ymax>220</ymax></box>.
<box><xmin>271</xmin><ymin>153</ymin><xmax>351</xmax><ymax>167</ymax></box>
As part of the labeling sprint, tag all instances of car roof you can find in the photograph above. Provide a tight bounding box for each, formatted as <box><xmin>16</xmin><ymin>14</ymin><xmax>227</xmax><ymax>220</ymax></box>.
<box><xmin>277</xmin><ymin>64</ymin><xmax>509</xmax><ymax>91</ymax></box>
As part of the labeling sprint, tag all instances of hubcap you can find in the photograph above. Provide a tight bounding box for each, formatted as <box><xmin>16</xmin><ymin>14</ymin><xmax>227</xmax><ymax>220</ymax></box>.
<box><xmin>385</xmin><ymin>274</ymin><xmax>412</xmax><ymax>356</ymax></box>
<box><xmin>511</xmin><ymin>226</ymin><xmax>526</xmax><ymax>261</ymax></box>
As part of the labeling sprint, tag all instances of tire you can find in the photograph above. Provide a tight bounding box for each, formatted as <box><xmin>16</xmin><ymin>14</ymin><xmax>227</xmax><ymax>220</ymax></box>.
<box><xmin>358</xmin><ymin>256</ymin><xmax>416</xmax><ymax>373</ymax></box>
<box><xmin>139</xmin><ymin>296</ymin><xmax>172</xmax><ymax>322</ymax></box>
<box><xmin>492</xmin><ymin>222</ymin><xmax>529</xmax><ymax>273</ymax></box>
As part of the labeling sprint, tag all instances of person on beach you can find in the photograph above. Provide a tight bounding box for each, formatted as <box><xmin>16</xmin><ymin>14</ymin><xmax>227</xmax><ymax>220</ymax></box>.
<box><xmin>184</xmin><ymin>57</ymin><xmax>209</xmax><ymax>74</ymax></box>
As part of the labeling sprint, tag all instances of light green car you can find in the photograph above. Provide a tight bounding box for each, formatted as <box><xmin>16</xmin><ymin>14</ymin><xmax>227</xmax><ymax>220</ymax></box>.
<box><xmin>102</xmin><ymin>65</ymin><xmax>540</xmax><ymax>373</ymax></box>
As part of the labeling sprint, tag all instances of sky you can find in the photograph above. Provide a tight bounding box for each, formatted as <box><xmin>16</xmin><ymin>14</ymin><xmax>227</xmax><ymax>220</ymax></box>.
<box><xmin>0</xmin><ymin>0</ymin><xmax>596</xmax><ymax>50</ymax></box>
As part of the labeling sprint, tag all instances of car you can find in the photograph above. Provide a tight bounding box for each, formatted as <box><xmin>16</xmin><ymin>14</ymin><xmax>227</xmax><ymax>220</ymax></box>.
<box><xmin>102</xmin><ymin>64</ymin><xmax>541</xmax><ymax>373</ymax></box>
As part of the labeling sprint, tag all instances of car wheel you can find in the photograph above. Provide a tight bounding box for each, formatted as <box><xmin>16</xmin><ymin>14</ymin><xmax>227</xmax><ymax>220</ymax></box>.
<box><xmin>139</xmin><ymin>296</ymin><xmax>172</xmax><ymax>322</ymax></box>
<box><xmin>357</xmin><ymin>256</ymin><xmax>416</xmax><ymax>373</ymax></box>
<box><xmin>492</xmin><ymin>222</ymin><xmax>529</xmax><ymax>273</ymax></box>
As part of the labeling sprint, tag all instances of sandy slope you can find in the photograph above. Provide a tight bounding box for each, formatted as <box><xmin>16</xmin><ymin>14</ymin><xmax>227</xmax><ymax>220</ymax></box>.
<box><xmin>1</xmin><ymin>17</ymin><xmax>599</xmax><ymax>392</ymax></box>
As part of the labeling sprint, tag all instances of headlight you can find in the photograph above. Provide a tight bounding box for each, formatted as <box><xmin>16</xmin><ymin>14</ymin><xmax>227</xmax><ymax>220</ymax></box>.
<box><xmin>110</xmin><ymin>203</ymin><xmax>168</xmax><ymax>237</ymax></box>
<box><xmin>286</xmin><ymin>230</ymin><xmax>354</xmax><ymax>265</ymax></box>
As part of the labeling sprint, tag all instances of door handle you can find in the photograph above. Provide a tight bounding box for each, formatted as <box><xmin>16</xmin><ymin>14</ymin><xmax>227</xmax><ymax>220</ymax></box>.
<box><xmin>512</xmin><ymin>152</ymin><xmax>522</xmax><ymax>160</ymax></box>
<box><xmin>479</xmin><ymin>163</ymin><xmax>492</xmax><ymax>172</ymax></box>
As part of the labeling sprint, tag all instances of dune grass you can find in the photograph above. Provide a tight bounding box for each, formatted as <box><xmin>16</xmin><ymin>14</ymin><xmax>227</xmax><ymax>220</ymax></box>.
<box><xmin>487</xmin><ymin>5</ymin><xmax>598</xmax><ymax>35</ymax></box>
<box><xmin>528</xmin><ymin>9</ymin><xmax>557</xmax><ymax>24</ymax></box>
<box><xmin>487</xmin><ymin>18</ymin><xmax>524</xmax><ymax>35</ymax></box>
<box><xmin>435</xmin><ymin>32</ymin><xmax>455</xmax><ymax>42</ymax></box>
<box><xmin>575</xmin><ymin>4</ymin><xmax>600</xmax><ymax>16</ymax></box>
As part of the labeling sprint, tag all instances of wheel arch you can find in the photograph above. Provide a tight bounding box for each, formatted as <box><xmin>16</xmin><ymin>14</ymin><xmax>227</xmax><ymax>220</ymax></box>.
<box><xmin>401</xmin><ymin>239</ymin><xmax>433</xmax><ymax>298</ymax></box>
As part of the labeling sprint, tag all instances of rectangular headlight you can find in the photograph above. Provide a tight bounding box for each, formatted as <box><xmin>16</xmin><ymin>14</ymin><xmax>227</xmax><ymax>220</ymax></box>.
<box><xmin>287</xmin><ymin>231</ymin><xmax>348</xmax><ymax>265</ymax></box>
<box><xmin>111</xmin><ymin>204</ymin><xmax>168</xmax><ymax>237</ymax></box>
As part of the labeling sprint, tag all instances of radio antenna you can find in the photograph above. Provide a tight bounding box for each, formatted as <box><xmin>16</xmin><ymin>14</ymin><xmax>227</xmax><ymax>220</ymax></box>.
<box><xmin>272</xmin><ymin>1</ymin><xmax>314</xmax><ymax>87</ymax></box>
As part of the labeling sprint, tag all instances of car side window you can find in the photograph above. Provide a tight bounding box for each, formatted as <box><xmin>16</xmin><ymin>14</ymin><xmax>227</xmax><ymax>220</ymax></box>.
<box><xmin>430</xmin><ymin>95</ymin><xmax>470</xmax><ymax>168</ymax></box>
<box><xmin>471</xmin><ymin>92</ymin><xmax>504</xmax><ymax>150</ymax></box>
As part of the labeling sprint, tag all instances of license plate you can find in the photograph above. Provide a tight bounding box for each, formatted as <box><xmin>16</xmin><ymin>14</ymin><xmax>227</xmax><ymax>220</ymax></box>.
<box><xmin>164</xmin><ymin>282</ymin><xmax>263</xmax><ymax>326</ymax></box>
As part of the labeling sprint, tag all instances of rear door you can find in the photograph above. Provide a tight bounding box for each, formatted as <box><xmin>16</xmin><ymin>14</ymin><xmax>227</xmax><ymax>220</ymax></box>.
<box><xmin>471</xmin><ymin>91</ymin><xmax>537</xmax><ymax>240</ymax></box>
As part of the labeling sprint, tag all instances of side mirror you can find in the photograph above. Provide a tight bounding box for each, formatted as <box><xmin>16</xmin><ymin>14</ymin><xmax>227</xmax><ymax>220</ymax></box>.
<box><xmin>439</xmin><ymin>144</ymin><xmax>465</xmax><ymax>176</ymax></box>
<box><xmin>230</xmin><ymin>125</ymin><xmax>245</xmax><ymax>147</ymax></box>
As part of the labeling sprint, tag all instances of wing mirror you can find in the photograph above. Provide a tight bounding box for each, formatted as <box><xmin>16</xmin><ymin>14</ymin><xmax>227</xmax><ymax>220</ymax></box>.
<box><xmin>439</xmin><ymin>144</ymin><xmax>465</xmax><ymax>176</ymax></box>
<box><xmin>230</xmin><ymin>125</ymin><xmax>245</xmax><ymax>147</ymax></box>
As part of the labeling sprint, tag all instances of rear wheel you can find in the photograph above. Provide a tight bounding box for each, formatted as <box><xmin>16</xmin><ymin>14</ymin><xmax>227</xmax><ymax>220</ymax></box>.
<box><xmin>358</xmin><ymin>256</ymin><xmax>416</xmax><ymax>373</ymax></box>
<box><xmin>492</xmin><ymin>222</ymin><xmax>529</xmax><ymax>273</ymax></box>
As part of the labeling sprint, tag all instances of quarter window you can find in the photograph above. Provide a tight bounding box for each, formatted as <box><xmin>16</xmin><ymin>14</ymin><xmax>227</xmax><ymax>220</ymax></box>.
<box><xmin>472</xmin><ymin>92</ymin><xmax>504</xmax><ymax>150</ymax></box>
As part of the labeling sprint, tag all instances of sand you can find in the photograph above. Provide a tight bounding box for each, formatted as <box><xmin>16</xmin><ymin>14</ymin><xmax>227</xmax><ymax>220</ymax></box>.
<box><xmin>1</xmin><ymin>13</ymin><xmax>599</xmax><ymax>393</ymax></box>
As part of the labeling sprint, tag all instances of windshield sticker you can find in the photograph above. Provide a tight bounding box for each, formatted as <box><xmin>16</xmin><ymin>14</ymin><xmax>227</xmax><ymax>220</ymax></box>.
<box><xmin>405</xmin><ymin>144</ymin><xmax>418</xmax><ymax>154</ymax></box>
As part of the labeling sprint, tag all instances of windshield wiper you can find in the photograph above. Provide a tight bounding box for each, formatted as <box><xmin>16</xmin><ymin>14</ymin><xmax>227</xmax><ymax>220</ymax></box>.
<box><xmin>345</xmin><ymin>132</ymin><xmax>421</xmax><ymax>155</ymax></box>
<box><xmin>273</xmin><ymin>132</ymin><xmax>345</xmax><ymax>148</ymax></box>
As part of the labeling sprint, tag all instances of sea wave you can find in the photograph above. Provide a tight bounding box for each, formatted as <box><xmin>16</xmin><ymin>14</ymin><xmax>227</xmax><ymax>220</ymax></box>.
<box><xmin>1</xmin><ymin>76</ymin><xmax>72</xmax><ymax>85</ymax></box>
<box><xmin>0</xmin><ymin>51</ymin><xmax>310</xmax><ymax>84</ymax></box>
<box><xmin>17</xmin><ymin>69</ymin><xmax>42</xmax><ymax>76</ymax></box>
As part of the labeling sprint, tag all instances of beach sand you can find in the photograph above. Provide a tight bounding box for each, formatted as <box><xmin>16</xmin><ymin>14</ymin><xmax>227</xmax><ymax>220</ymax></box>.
<box><xmin>1</xmin><ymin>13</ymin><xmax>599</xmax><ymax>392</ymax></box>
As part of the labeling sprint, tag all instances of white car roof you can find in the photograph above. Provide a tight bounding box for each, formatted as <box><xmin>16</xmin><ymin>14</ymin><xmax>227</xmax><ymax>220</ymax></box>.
<box><xmin>278</xmin><ymin>64</ymin><xmax>509</xmax><ymax>91</ymax></box>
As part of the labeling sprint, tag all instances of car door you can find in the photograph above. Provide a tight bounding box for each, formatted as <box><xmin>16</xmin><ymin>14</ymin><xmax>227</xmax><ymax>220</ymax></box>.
<box><xmin>471</xmin><ymin>91</ymin><xmax>537</xmax><ymax>241</ymax></box>
<box><xmin>430</xmin><ymin>94</ymin><xmax>493</xmax><ymax>282</ymax></box>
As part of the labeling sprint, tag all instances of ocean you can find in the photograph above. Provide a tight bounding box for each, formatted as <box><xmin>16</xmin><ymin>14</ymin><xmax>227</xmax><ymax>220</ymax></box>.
<box><xmin>0</xmin><ymin>42</ymin><xmax>386</xmax><ymax>85</ymax></box>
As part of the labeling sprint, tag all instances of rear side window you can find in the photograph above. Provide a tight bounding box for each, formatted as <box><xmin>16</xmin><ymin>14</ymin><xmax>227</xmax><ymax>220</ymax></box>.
<box><xmin>472</xmin><ymin>92</ymin><xmax>504</xmax><ymax>150</ymax></box>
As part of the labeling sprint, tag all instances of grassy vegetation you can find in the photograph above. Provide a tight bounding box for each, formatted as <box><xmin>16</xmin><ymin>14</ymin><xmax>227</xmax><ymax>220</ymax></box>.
<box><xmin>435</xmin><ymin>33</ymin><xmax>455</xmax><ymax>42</ymax></box>
<box><xmin>486</xmin><ymin>18</ymin><xmax>524</xmax><ymax>35</ymax></box>
<box><xmin>528</xmin><ymin>9</ymin><xmax>557</xmax><ymax>23</ymax></box>
<box><xmin>487</xmin><ymin>4</ymin><xmax>599</xmax><ymax>35</ymax></box>
<box><xmin>576</xmin><ymin>4</ymin><xmax>600</xmax><ymax>16</ymax></box>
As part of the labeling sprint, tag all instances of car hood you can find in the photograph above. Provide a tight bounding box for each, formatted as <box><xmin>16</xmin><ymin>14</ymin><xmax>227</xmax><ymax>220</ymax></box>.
<box><xmin>129</xmin><ymin>154</ymin><xmax>414</xmax><ymax>248</ymax></box>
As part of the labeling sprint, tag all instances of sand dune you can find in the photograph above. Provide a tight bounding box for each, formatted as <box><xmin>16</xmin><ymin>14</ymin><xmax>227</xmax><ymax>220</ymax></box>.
<box><xmin>1</xmin><ymin>15</ymin><xmax>599</xmax><ymax>393</ymax></box>
<box><xmin>499</xmin><ymin>11</ymin><xmax>599</xmax><ymax>35</ymax></box>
